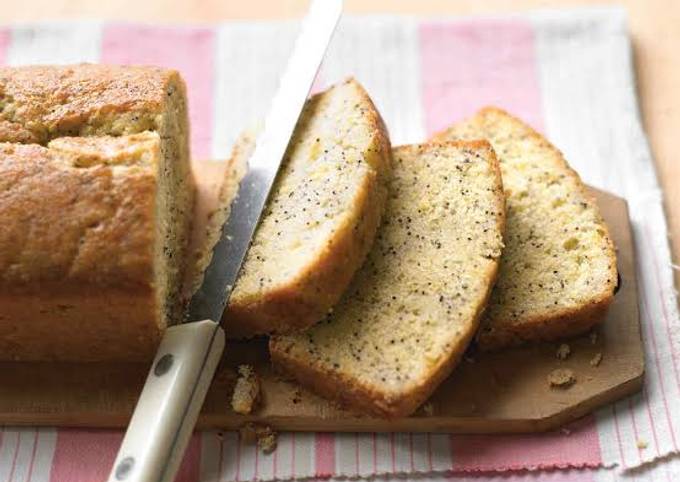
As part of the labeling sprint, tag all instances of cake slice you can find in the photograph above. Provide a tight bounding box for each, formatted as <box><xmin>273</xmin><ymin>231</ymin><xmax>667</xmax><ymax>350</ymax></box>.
<box><xmin>270</xmin><ymin>141</ymin><xmax>505</xmax><ymax>417</ymax></box>
<box><xmin>193</xmin><ymin>78</ymin><xmax>392</xmax><ymax>338</ymax></box>
<box><xmin>0</xmin><ymin>65</ymin><xmax>193</xmax><ymax>361</ymax></box>
<box><xmin>432</xmin><ymin>107</ymin><xmax>617</xmax><ymax>349</ymax></box>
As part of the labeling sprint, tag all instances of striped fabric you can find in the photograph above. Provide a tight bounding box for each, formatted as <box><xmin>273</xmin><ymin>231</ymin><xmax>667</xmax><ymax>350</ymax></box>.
<box><xmin>0</xmin><ymin>7</ymin><xmax>678</xmax><ymax>481</ymax></box>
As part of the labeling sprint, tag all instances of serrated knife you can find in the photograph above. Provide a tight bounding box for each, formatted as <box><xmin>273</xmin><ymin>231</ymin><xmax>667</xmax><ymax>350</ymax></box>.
<box><xmin>107</xmin><ymin>1</ymin><xmax>343</xmax><ymax>480</ymax></box>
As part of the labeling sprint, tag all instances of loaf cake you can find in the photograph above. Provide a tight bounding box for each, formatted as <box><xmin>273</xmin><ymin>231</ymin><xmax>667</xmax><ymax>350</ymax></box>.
<box><xmin>0</xmin><ymin>65</ymin><xmax>193</xmax><ymax>361</ymax></box>
<box><xmin>432</xmin><ymin>107</ymin><xmax>617</xmax><ymax>349</ymax></box>
<box><xmin>270</xmin><ymin>141</ymin><xmax>506</xmax><ymax>417</ymax></box>
<box><xmin>195</xmin><ymin>78</ymin><xmax>392</xmax><ymax>338</ymax></box>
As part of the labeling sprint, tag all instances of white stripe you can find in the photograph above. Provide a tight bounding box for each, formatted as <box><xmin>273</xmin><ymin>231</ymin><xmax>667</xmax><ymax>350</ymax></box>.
<box><xmin>429</xmin><ymin>433</ymin><xmax>452</xmax><ymax>471</ymax></box>
<box><xmin>236</xmin><ymin>434</ymin><xmax>257</xmax><ymax>481</ymax></box>
<box><xmin>374</xmin><ymin>433</ymin><xmax>393</xmax><ymax>475</ymax></box>
<box><xmin>26</xmin><ymin>429</ymin><xmax>57</xmax><ymax>482</ymax></box>
<box><xmin>410</xmin><ymin>433</ymin><xmax>430</xmax><ymax>472</ymax></box>
<box><xmin>356</xmin><ymin>433</ymin><xmax>375</xmax><ymax>477</ymax></box>
<box><xmin>293</xmin><ymin>432</ymin><xmax>314</xmax><ymax>477</ymax></box>
<box><xmin>0</xmin><ymin>428</ymin><xmax>36</xmax><ymax>482</ymax></box>
<box><xmin>211</xmin><ymin>21</ymin><xmax>299</xmax><ymax>160</ymax></box>
<box><xmin>333</xmin><ymin>432</ymin><xmax>357</xmax><ymax>477</ymax></box>
<box><xmin>6</xmin><ymin>22</ymin><xmax>102</xmax><ymax>65</ymax></box>
<box><xmin>255</xmin><ymin>437</ymin><xmax>275</xmax><ymax>481</ymax></box>
<box><xmin>321</xmin><ymin>17</ymin><xmax>426</xmax><ymax>145</ymax></box>
<box><xmin>0</xmin><ymin>428</ymin><xmax>19</xmax><ymax>481</ymax></box>
<box><xmin>392</xmin><ymin>433</ymin><xmax>412</xmax><ymax>473</ymax></box>
<box><xmin>219</xmin><ymin>431</ymin><xmax>239</xmax><ymax>482</ymax></box>
<box><xmin>273</xmin><ymin>432</ymin><xmax>294</xmax><ymax>480</ymax></box>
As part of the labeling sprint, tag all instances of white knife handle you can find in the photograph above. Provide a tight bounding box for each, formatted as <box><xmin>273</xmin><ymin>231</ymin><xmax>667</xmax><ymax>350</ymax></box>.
<box><xmin>108</xmin><ymin>320</ymin><xmax>225</xmax><ymax>482</ymax></box>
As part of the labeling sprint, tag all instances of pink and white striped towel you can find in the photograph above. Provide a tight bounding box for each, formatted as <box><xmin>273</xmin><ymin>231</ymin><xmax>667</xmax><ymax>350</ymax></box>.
<box><xmin>1</xmin><ymin>7</ymin><xmax>679</xmax><ymax>482</ymax></box>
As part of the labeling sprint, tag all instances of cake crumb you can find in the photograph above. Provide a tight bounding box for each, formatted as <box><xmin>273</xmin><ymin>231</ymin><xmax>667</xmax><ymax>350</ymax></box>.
<box><xmin>291</xmin><ymin>388</ymin><xmax>303</xmax><ymax>405</ymax></box>
<box><xmin>231</xmin><ymin>365</ymin><xmax>260</xmax><ymax>415</ymax></box>
<box><xmin>257</xmin><ymin>426</ymin><xmax>278</xmax><ymax>454</ymax></box>
<box><xmin>590</xmin><ymin>352</ymin><xmax>603</xmax><ymax>367</ymax></box>
<box><xmin>548</xmin><ymin>368</ymin><xmax>576</xmax><ymax>388</ymax></box>
<box><xmin>555</xmin><ymin>343</ymin><xmax>571</xmax><ymax>360</ymax></box>
<box><xmin>422</xmin><ymin>402</ymin><xmax>434</xmax><ymax>416</ymax></box>
<box><xmin>560</xmin><ymin>427</ymin><xmax>571</xmax><ymax>435</ymax></box>
<box><xmin>589</xmin><ymin>331</ymin><xmax>598</xmax><ymax>345</ymax></box>
<box><xmin>637</xmin><ymin>439</ymin><xmax>648</xmax><ymax>450</ymax></box>
<box><xmin>239</xmin><ymin>423</ymin><xmax>278</xmax><ymax>454</ymax></box>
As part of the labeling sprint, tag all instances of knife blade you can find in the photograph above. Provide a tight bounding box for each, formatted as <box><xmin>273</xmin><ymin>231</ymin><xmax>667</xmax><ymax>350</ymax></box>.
<box><xmin>186</xmin><ymin>0</ymin><xmax>343</xmax><ymax>324</ymax></box>
<box><xmin>108</xmin><ymin>2</ymin><xmax>343</xmax><ymax>480</ymax></box>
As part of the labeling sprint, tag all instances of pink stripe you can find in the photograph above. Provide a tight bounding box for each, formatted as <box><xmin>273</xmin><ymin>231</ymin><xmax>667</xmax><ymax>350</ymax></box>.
<box><xmin>419</xmin><ymin>19</ymin><xmax>544</xmax><ymax>136</ymax></box>
<box><xmin>0</xmin><ymin>28</ymin><xmax>10</xmax><ymax>65</ymax></box>
<box><xmin>101</xmin><ymin>24</ymin><xmax>216</xmax><ymax>159</ymax></box>
<box><xmin>450</xmin><ymin>416</ymin><xmax>603</xmax><ymax>471</ymax></box>
<box><xmin>50</xmin><ymin>430</ymin><xmax>121</xmax><ymax>482</ymax></box>
<box><xmin>6</xmin><ymin>431</ymin><xmax>20</xmax><ymax>482</ymax></box>
<box><xmin>314</xmin><ymin>433</ymin><xmax>335</xmax><ymax>478</ymax></box>
<box><xmin>408</xmin><ymin>433</ymin><xmax>414</xmax><ymax>471</ymax></box>
<box><xmin>641</xmin><ymin>297</ymin><xmax>679</xmax><ymax>449</ymax></box>
<box><xmin>25</xmin><ymin>430</ymin><xmax>39</xmax><ymax>482</ymax></box>
<box><xmin>175</xmin><ymin>434</ymin><xmax>202</xmax><ymax>482</ymax></box>
<box><xmin>50</xmin><ymin>430</ymin><xmax>199</xmax><ymax>482</ymax></box>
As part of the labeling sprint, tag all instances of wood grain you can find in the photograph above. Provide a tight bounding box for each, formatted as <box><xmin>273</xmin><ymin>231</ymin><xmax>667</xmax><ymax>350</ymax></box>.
<box><xmin>0</xmin><ymin>160</ymin><xmax>643</xmax><ymax>433</ymax></box>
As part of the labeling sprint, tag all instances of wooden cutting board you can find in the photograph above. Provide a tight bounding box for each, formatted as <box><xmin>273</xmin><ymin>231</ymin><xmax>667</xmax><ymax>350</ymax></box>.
<box><xmin>0</xmin><ymin>160</ymin><xmax>643</xmax><ymax>433</ymax></box>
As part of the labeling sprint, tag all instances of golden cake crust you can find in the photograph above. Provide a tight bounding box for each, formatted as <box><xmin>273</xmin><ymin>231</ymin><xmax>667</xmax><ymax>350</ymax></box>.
<box><xmin>0</xmin><ymin>64</ymin><xmax>179</xmax><ymax>144</ymax></box>
<box><xmin>0</xmin><ymin>64</ymin><xmax>193</xmax><ymax>361</ymax></box>
<box><xmin>432</xmin><ymin>107</ymin><xmax>617</xmax><ymax>349</ymax></box>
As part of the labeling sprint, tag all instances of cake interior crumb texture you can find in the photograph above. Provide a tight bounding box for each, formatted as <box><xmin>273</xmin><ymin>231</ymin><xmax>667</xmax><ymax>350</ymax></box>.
<box><xmin>0</xmin><ymin>65</ymin><xmax>193</xmax><ymax>361</ymax></box>
<box><xmin>433</xmin><ymin>107</ymin><xmax>617</xmax><ymax>349</ymax></box>
<box><xmin>271</xmin><ymin>141</ymin><xmax>505</xmax><ymax>417</ymax></box>
<box><xmin>195</xmin><ymin>78</ymin><xmax>391</xmax><ymax>338</ymax></box>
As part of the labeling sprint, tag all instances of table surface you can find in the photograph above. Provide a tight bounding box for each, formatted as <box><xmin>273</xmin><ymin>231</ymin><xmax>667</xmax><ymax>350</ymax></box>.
<box><xmin>2</xmin><ymin>0</ymin><xmax>679</xmax><ymax>278</ymax></box>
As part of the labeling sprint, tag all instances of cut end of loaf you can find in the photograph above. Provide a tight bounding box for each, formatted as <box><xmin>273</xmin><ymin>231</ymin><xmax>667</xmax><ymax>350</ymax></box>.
<box><xmin>433</xmin><ymin>107</ymin><xmax>618</xmax><ymax>349</ymax></box>
<box><xmin>271</xmin><ymin>141</ymin><xmax>505</xmax><ymax>417</ymax></box>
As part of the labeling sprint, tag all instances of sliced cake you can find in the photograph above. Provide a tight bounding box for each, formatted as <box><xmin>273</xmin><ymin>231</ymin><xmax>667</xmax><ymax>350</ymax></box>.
<box><xmin>432</xmin><ymin>107</ymin><xmax>617</xmax><ymax>349</ymax></box>
<box><xmin>193</xmin><ymin>78</ymin><xmax>392</xmax><ymax>338</ymax></box>
<box><xmin>270</xmin><ymin>141</ymin><xmax>505</xmax><ymax>417</ymax></box>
